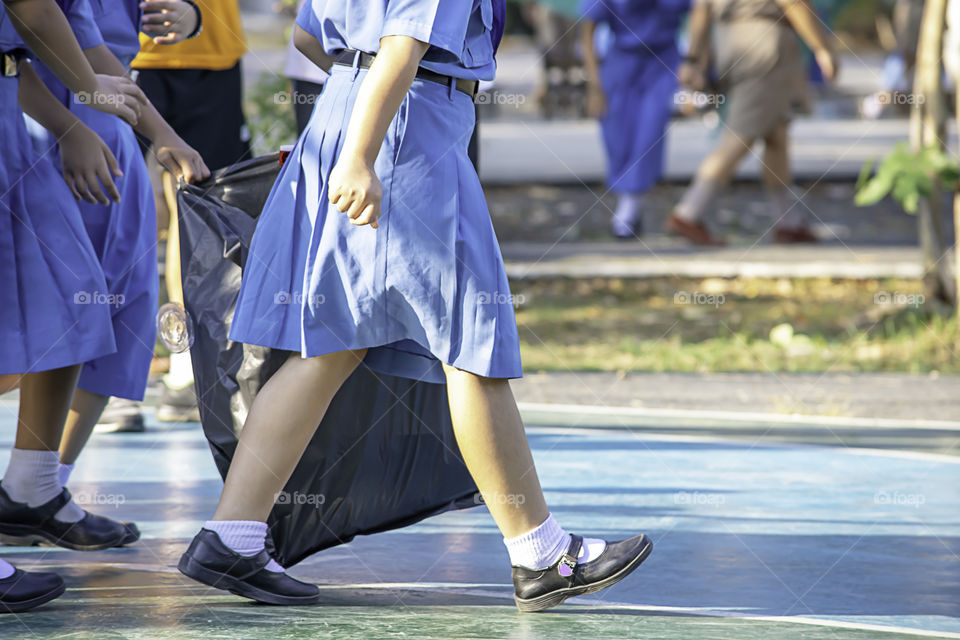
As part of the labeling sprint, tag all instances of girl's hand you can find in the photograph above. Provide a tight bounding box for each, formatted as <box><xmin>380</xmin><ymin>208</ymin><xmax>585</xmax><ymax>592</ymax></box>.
<box><xmin>58</xmin><ymin>123</ymin><xmax>123</xmax><ymax>204</ymax></box>
<box><xmin>140</xmin><ymin>0</ymin><xmax>200</xmax><ymax>44</ymax></box>
<box><xmin>152</xmin><ymin>132</ymin><xmax>210</xmax><ymax>184</ymax></box>
<box><xmin>328</xmin><ymin>153</ymin><xmax>382</xmax><ymax>229</ymax></box>
<box><xmin>79</xmin><ymin>74</ymin><xmax>146</xmax><ymax>126</ymax></box>
<box><xmin>679</xmin><ymin>61</ymin><xmax>708</xmax><ymax>92</ymax></box>
<box><xmin>585</xmin><ymin>85</ymin><xmax>607</xmax><ymax>118</ymax></box>
<box><xmin>814</xmin><ymin>48</ymin><xmax>837</xmax><ymax>82</ymax></box>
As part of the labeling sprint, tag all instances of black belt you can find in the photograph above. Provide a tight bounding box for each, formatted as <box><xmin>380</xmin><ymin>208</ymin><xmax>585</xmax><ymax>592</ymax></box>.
<box><xmin>2</xmin><ymin>48</ymin><xmax>27</xmax><ymax>78</ymax></box>
<box><xmin>334</xmin><ymin>49</ymin><xmax>477</xmax><ymax>98</ymax></box>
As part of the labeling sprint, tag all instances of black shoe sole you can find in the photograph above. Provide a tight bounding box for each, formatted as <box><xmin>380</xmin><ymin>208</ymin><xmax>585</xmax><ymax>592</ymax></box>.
<box><xmin>514</xmin><ymin>535</ymin><xmax>653</xmax><ymax>613</ymax></box>
<box><xmin>0</xmin><ymin>581</ymin><xmax>66</xmax><ymax>614</ymax></box>
<box><xmin>0</xmin><ymin>525</ymin><xmax>128</xmax><ymax>552</ymax></box>
<box><xmin>178</xmin><ymin>554</ymin><xmax>320</xmax><ymax>606</ymax></box>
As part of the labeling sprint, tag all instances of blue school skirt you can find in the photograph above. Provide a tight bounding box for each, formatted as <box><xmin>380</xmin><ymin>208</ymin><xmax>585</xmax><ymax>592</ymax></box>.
<box><xmin>70</xmin><ymin>106</ymin><xmax>158</xmax><ymax>400</ymax></box>
<box><xmin>231</xmin><ymin>65</ymin><xmax>522</xmax><ymax>384</ymax></box>
<box><xmin>599</xmin><ymin>46</ymin><xmax>678</xmax><ymax>194</ymax></box>
<box><xmin>0</xmin><ymin>76</ymin><xmax>116</xmax><ymax>375</ymax></box>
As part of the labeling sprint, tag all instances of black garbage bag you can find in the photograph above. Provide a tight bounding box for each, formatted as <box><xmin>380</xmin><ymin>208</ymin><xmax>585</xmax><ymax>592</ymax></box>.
<box><xmin>177</xmin><ymin>154</ymin><xmax>479</xmax><ymax>568</ymax></box>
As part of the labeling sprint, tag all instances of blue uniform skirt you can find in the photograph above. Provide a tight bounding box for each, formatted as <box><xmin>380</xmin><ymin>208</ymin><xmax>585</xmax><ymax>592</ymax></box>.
<box><xmin>231</xmin><ymin>65</ymin><xmax>522</xmax><ymax>384</ymax></box>
<box><xmin>0</xmin><ymin>76</ymin><xmax>116</xmax><ymax>375</ymax></box>
<box><xmin>599</xmin><ymin>46</ymin><xmax>678</xmax><ymax>194</ymax></box>
<box><xmin>71</xmin><ymin>105</ymin><xmax>158</xmax><ymax>400</ymax></box>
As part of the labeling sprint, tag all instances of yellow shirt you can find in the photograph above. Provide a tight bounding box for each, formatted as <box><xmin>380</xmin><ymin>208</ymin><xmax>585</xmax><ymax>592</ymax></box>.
<box><xmin>132</xmin><ymin>0</ymin><xmax>247</xmax><ymax>71</ymax></box>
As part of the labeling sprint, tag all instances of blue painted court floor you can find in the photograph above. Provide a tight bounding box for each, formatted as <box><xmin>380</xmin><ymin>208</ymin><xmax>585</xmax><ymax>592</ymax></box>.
<box><xmin>0</xmin><ymin>398</ymin><xmax>957</xmax><ymax>639</ymax></box>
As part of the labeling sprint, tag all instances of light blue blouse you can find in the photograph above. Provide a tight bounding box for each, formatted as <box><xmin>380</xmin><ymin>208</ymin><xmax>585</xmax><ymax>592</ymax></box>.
<box><xmin>297</xmin><ymin>0</ymin><xmax>497</xmax><ymax>81</ymax></box>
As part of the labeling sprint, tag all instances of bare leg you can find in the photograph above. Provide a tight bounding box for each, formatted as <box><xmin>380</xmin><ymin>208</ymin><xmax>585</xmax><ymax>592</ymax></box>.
<box><xmin>761</xmin><ymin>122</ymin><xmax>791</xmax><ymax>189</ymax></box>
<box><xmin>442</xmin><ymin>365</ymin><xmax>549</xmax><ymax>538</ymax></box>
<box><xmin>211</xmin><ymin>349</ymin><xmax>367</xmax><ymax>522</ymax></box>
<box><xmin>696</xmin><ymin>130</ymin><xmax>757</xmax><ymax>185</ymax></box>
<box><xmin>0</xmin><ymin>375</ymin><xmax>20</xmax><ymax>396</ymax></box>
<box><xmin>58</xmin><ymin>388</ymin><xmax>110</xmax><ymax>466</ymax></box>
<box><xmin>15</xmin><ymin>366</ymin><xmax>81</xmax><ymax>451</ymax></box>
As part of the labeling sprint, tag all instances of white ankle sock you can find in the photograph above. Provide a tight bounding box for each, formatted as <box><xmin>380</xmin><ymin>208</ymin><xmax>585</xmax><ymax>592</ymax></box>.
<box><xmin>0</xmin><ymin>558</ymin><xmax>15</xmax><ymax>579</ymax></box>
<box><xmin>204</xmin><ymin>520</ymin><xmax>284</xmax><ymax>572</ymax></box>
<box><xmin>675</xmin><ymin>178</ymin><xmax>720</xmax><ymax>222</ymax></box>
<box><xmin>503</xmin><ymin>514</ymin><xmax>606</xmax><ymax>570</ymax></box>
<box><xmin>164</xmin><ymin>351</ymin><xmax>194</xmax><ymax>389</ymax></box>
<box><xmin>2</xmin><ymin>448</ymin><xmax>83</xmax><ymax>523</ymax></box>
<box><xmin>58</xmin><ymin>463</ymin><xmax>75</xmax><ymax>486</ymax></box>
<box><xmin>612</xmin><ymin>193</ymin><xmax>643</xmax><ymax>236</ymax></box>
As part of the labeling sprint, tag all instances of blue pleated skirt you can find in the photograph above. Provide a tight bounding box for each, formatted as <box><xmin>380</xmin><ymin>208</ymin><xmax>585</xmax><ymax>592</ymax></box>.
<box><xmin>231</xmin><ymin>65</ymin><xmax>522</xmax><ymax>383</ymax></box>
<box><xmin>599</xmin><ymin>47</ymin><xmax>678</xmax><ymax>194</ymax></box>
<box><xmin>0</xmin><ymin>76</ymin><xmax>116</xmax><ymax>375</ymax></box>
<box><xmin>70</xmin><ymin>105</ymin><xmax>158</xmax><ymax>400</ymax></box>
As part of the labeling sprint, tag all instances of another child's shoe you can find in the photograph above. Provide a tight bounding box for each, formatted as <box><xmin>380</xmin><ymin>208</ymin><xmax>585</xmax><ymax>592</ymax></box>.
<box><xmin>0</xmin><ymin>568</ymin><xmax>65</xmax><ymax>613</ymax></box>
<box><xmin>512</xmin><ymin>533</ymin><xmax>653</xmax><ymax>612</ymax></box>
<box><xmin>157</xmin><ymin>382</ymin><xmax>201</xmax><ymax>423</ymax></box>
<box><xmin>665</xmin><ymin>214</ymin><xmax>725</xmax><ymax>246</ymax></box>
<box><xmin>178</xmin><ymin>529</ymin><xmax>320</xmax><ymax>606</ymax></box>
<box><xmin>0</xmin><ymin>487</ymin><xmax>129</xmax><ymax>551</ymax></box>
<box><xmin>773</xmin><ymin>224</ymin><xmax>818</xmax><ymax>244</ymax></box>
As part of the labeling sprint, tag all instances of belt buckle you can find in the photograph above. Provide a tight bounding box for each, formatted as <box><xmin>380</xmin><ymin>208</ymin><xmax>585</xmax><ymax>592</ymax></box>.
<box><xmin>2</xmin><ymin>53</ymin><xmax>21</xmax><ymax>78</ymax></box>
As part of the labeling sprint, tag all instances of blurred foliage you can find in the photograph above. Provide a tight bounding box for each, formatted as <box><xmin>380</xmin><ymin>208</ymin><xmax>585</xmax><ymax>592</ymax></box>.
<box><xmin>855</xmin><ymin>144</ymin><xmax>960</xmax><ymax>213</ymax></box>
<box><xmin>244</xmin><ymin>73</ymin><xmax>298</xmax><ymax>156</ymax></box>
<box><xmin>513</xmin><ymin>277</ymin><xmax>959</xmax><ymax>373</ymax></box>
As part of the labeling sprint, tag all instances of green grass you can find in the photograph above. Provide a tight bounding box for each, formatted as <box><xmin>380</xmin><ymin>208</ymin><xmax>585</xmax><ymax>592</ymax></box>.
<box><xmin>513</xmin><ymin>277</ymin><xmax>960</xmax><ymax>373</ymax></box>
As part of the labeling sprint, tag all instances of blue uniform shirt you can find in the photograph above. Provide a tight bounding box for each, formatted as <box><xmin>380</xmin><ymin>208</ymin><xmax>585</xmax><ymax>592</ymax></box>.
<box><xmin>88</xmin><ymin>0</ymin><xmax>141</xmax><ymax>68</ymax></box>
<box><xmin>581</xmin><ymin>0</ymin><xmax>689</xmax><ymax>53</ymax></box>
<box><xmin>1</xmin><ymin>0</ymin><xmax>102</xmax><ymax>52</ymax></box>
<box><xmin>0</xmin><ymin>5</ymin><xmax>23</xmax><ymax>51</ymax></box>
<box><xmin>297</xmin><ymin>0</ymin><xmax>498</xmax><ymax>81</ymax></box>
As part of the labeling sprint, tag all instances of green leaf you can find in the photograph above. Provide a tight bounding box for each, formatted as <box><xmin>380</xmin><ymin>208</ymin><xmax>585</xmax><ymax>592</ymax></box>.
<box><xmin>856</xmin><ymin>158</ymin><xmax>875</xmax><ymax>190</ymax></box>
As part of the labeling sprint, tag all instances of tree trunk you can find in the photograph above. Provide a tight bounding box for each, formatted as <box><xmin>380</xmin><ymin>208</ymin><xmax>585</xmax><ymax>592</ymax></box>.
<box><xmin>910</xmin><ymin>0</ymin><xmax>953</xmax><ymax>303</ymax></box>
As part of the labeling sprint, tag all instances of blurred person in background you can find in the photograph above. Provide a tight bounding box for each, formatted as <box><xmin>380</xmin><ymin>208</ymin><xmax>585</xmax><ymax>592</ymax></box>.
<box><xmin>120</xmin><ymin>0</ymin><xmax>251</xmax><ymax>426</ymax></box>
<box><xmin>666</xmin><ymin>0</ymin><xmax>837</xmax><ymax>245</ymax></box>
<box><xmin>580</xmin><ymin>0</ymin><xmax>690</xmax><ymax>239</ymax></box>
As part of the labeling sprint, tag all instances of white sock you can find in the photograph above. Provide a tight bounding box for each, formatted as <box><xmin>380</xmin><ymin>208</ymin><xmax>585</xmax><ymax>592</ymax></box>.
<box><xmin>612</xmin><ymin>193</ymin><xmax>643</xmax><ymax>236</ymax></box>
<box><xmin>164</xmin><ymin>351</ymin><xmax>194</xmax><ymax>390</ymax></box>
<box><xmin>768</xmin><ymin>185</ymin><xmax>805</xmax><ymax>228</ymax></box>
<box><xmin>675</xmin><ymin>178</ymin><xmax>720</xmax><ymax>222</ymax></box>
<box><xmin>58</xmin><ymin>463</ymin><xmax>75</xmax><ymax>486</ymax></box>
<box><xmin>503</xmin><ymin>514</ymin><xmax>606</xmax><ymax>570</ymax></box>
<box><xmin>204</xmin><ymin>520</ymin><xmax>284</xmax><ymax>572</ymax></box>
<box><xmin>2</xmin><ymin>448</ymin><xmax>83</xmax><ymax>523</ymax></box>
<box><xmin>0</xmin><ymin>558</ymin><xmax>15</xmax><ymax>579</ymax></box>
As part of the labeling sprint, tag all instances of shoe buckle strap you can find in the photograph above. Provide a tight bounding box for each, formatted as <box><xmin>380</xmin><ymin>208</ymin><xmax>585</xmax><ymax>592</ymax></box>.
<box><xmin>558</xmin><ymin>534</ymin><xmax>583</xmax><ymax>578</ymax></box>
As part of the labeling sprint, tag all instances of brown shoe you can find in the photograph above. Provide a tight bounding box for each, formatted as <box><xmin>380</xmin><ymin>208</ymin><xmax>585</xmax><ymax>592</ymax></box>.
<box><xmin>773</xmin><ymin>225</ymin><xmax>818</xmax><ymax>243</ymax></box>
<box><xmin>665</xmin><ymin>214</ymin><xmax>725</xmax><ymax>246</ymax></box>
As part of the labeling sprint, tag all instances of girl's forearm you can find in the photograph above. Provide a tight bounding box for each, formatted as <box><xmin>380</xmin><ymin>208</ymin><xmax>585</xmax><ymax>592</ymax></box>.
<box><xmin>17</xmin><ymin>62</ymin><xmax>81</xmax><ymax>139</ymax></box>
<box><xmin>5</xmin><ymin>0</ymin><xmax>99</xmax><ymax>95</ymax></box>
<box><xmin>339</xmin><ymin>35</ymin><xmax>429</xmax><ymax>166</ymax></box>
<box><xmin>580</xmin><ymin>20</ymin><xmax>600</xmax><ymax>86</ymax></box>
<box><xmin>294</xmin><ymin>25</ymin><xmax>334</xmax><ymax>72</ymax></box>
<box><xmin>686</xmin><ymin>1</ymin><xmax>712</xmax><ymax>63</ymax></box>
<box><xmin>782</xmin><ymin>0</ymin><xmax>831</xmax><ymax>53</ymax></box>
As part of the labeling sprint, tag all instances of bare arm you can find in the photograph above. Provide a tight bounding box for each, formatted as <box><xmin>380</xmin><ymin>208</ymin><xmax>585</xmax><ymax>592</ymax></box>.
<box><xmin>327</xmin><ymin>35</ymin><xmax>429</xmax><ymax>229</ymax></box>
<box><xmin>5</xmin><ymin>0</ymin><xmax>146</xmax><ymax>122</ymax></box>
<box><xmin>293</xmin><ymin>24</ymin><xmax>334</xmax><ymax>72</ymax></box>
<box><xmin>82</xmin><ymin>44</ymin><xmax>209</xmax><ymax>182</ymax></box>
<box><xmin>18</xmin><ymin>61</ymin><xmax>122</xmax><ymax>203</ymax></box>
<box><xmin>780</xmin><ymin>0</ymin><xmax>836</xmax><ymax>80</ymax></box>
<box><xmin>580</xmin><ymin>19</ymin><xmax>606</xmax><ymax>117</ymax></box>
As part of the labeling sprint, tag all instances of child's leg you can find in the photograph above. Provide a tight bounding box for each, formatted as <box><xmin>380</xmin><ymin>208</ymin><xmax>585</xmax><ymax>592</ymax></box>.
<box><xmin>441</xmin><ymin>365</ymin><xmax>548</xmax><ymax>537</ymax></box>
<box><xmin>13</xmin><ymin>366</ymin><xmax>81</xmax><ymax>452</ymax></box>
<box><xmin>57</xmin><ymin>389</ymin><xmax>110</xmax><ymax>482</ymax></box>
<box><xmin>212</xmin><ymin>349</ymin><xmax>367</xmax><ymax>522</ymax></box>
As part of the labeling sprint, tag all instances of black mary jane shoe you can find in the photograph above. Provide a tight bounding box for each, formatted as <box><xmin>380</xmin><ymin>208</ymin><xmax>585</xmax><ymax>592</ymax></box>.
<box><xmin>512</xmin><ymin>533</ymin><xmax>653</xmax><ymax>612</ymax></box>
<box><xmin>0</xmin><ymin>487</ymin><xmax>129</xmax><ymax>551</ymax></box>
<box><xmin>0</xmin><ymin>568</ymin><xmax>66</xmax><ymax>614</ymax></box>
<box><xmin>178</xmin><ymin>529</ymin><xmax>320</xmax><ymax>606</ymax></box>
<box><xmin>119</xmin><ymin>522</ymin><xmax>141</xmax><ymax>546</ymax></box>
